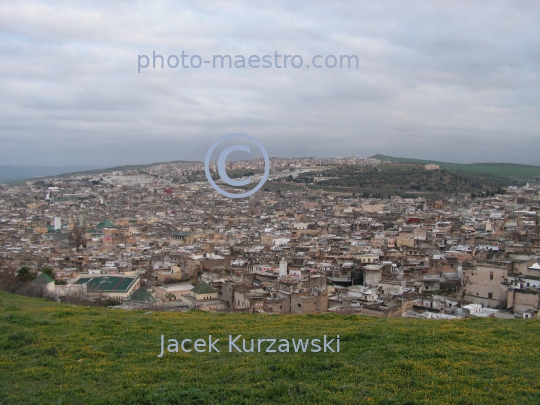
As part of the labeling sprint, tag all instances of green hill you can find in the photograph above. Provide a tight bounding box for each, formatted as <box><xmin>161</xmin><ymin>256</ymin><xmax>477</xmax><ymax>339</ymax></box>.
<box><xmin>370</xmin><ymin>154</ymin><xmax>540</xmax><ymax>179</ymax></box>
<box><xmin>1</xmin><ymin>292</ymin><xmax>539</xmax><ymax>404</ymax></box>
<box><xmin>312</xmin><ymin>164</ymin><xmax>513</xmax><ymax>196</ymax></box>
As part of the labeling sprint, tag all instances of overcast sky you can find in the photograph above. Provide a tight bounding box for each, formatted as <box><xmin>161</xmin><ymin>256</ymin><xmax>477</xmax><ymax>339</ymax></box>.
<box><xmin>1</xmin><ymin>0</ymin><xmax>539</xmax><ymax>167</ymax></box>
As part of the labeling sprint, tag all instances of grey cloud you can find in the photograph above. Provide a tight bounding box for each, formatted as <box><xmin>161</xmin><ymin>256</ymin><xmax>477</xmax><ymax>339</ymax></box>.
<box><xmin>0</xmin><ymin>0</ymin><xmax>538</xmax><ymax>166</ymax></box>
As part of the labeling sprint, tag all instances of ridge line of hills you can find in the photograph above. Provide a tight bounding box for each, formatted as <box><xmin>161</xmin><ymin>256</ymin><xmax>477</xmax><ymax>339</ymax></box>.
<box><xmin>0</xmin><ymin>161</ymin><xmax>200</xmax><ymax>184</ymax></box>
<box><xmin>369</xmin><ymin>154</ymin><xmax>540</xmax><ymax>179</ymax></box>
<box><xmin>2</xmin><ymin>155</ymin><xmax>540</xmax><ymax>185</ymax></box>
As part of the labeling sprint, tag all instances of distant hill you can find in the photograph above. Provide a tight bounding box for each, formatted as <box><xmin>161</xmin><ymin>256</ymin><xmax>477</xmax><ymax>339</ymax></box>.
<box><xmin>50</xmin><ymin>160</ymin><xmax>201</xmax><ymax>178</ymax></box>
<box><xmin>0</xmin><ymin>165</ymin><xmax>106</xmax><ymax>184</ymax></box>
<box><xmin>5</xmin><ymin>156</ymin><xmax>539</xmax><ymax>185</ymax></box>
<box><xmin>370</xmin><ymin>155</ymin><xmax>540</xmax><ymax>180</ymax></box>
<box><xmin>311</xmin><ymin>164</ymin><xmax>514</xmax><ymax>197</ymax></box>
<box><xmin>2</xmin><ymin>160</ymin><xmax>201</xmax><ymax>184</ymax></box>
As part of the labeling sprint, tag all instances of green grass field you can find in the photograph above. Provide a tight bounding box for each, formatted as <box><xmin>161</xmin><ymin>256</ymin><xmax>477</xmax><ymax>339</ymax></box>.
<box><xmin>1</xmin><ymin>291</ymin><xmax>539</xmax><ymax>405</ymax></box>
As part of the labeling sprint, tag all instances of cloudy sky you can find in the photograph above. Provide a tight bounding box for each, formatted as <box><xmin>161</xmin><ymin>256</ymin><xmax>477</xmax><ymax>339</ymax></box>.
<box><xmin>1</xmin><ymin>0</ymin><xmax>539</xmax><ymax>167</ymax></box>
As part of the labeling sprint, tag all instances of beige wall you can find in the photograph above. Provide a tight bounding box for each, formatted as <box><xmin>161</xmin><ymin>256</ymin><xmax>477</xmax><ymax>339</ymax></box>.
<box><xmin>233</xmin><ymin>290</ymin><xmax>251</xmax><ymax>309</ymax></box>
<box><xmin>361</xmin><ymin>203</ymin><xmax>385</xmax><ymax>213</ymax></box>
<box><xmin>463</xmin><ymin>265</ymin><xmax>508</xmax><ymax>308</ymax></box>
<box><xmin>187</xmin><ymin>257</ymin><xmax>225</xmax><ymax>274</ymax></box>
<box><xmin>154</xmin><ymin>285</ymin><xmax>192</xmax><ymax>301</ymax></box>
<box><xmin>397</xmin><ymin>237</ymin><xmax>415</xmax><ymax>248</ymax></box>
<box><xmin>260</xmin><ymin>235</ymin><xmax>277</xmax><ymax>245</ymax></box>
<box><xmin>508</xmin><ymin>289</ymin><xmax>540</xmax><ymax>314</ymax></box>
<box><xmin>266</xmin><ymin>299</ymin><xmax>291</xmax><ymax>314</ymax></box>
<box><xmin>291</xmin><ymin>290</ymin><xmax>328</xmax><ymax>314</ymax></box>
<box><xmin>193</xmin><ymin>292</ymin><xmax>218</xmax><ymax>300</ymax></box>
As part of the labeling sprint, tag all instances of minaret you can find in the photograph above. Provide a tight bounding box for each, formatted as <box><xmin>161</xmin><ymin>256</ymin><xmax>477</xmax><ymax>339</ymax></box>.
<box><xmin>279</xmin><ymin>257</ymin><xmax>288</xmax><ymax>278</ymax></box>
<box><xmin>79</xmin><ymin>205</ymin><xmax>87</xmax><ymax>228</ymax></box>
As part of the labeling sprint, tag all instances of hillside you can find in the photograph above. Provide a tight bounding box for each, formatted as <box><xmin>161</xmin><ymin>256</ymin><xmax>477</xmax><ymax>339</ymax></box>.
<box><xmin>51</xmin><ymin>160</ymin><xmax>201</xmax><ymax>179</ymax></box>
<box><xmin>370</xmin><ymin>155</ymin><xmax>540</xmax><ymax>180</ymax></box>
<box><xmin>4</xmin><ymin>161</ymin><xmax>201</xmax><ymax>185</ymax></box>
<box><xmin>0</xmin><ymin>165</ymin><xmax>106</xmax><ymax>184</ymax></box>
<box><xmin>308</xmin><ymin>164</ymin><xmax>513</xmax><ymax>197</ymax></box>
<box><xmin>1</xmin><ymin>292</ymin><xmax>539</xmax><ymax>404</ymax></box>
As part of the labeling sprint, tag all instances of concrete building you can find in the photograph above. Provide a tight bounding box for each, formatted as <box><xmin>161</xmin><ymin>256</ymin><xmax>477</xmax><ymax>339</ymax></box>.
<box><xmin>462</xmin><ymin>261</ymin><xmax>510</xmax><ymax>308</ymax></box>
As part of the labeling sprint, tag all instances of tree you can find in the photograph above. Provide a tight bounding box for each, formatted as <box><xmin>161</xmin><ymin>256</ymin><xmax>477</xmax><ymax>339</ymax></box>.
<box><xmin>41</xmin><ymin>267</ymin><xmax>55</xmax><ymax>280</ymax></box>
<box><xmin>16</xmin><ymin>266</ymin><xmax>34</xmax><ymax>283</ymax></box>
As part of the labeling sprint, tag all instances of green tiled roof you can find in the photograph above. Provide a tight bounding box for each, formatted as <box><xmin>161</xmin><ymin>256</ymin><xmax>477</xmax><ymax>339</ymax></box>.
<box><xmin>96</xmin><ymin>220</ymin><xmax>116</xmax><ymax>229</ymax></box>
<box><xmin>33</xmin><ymin>273</ymin><xmax>54</xmax><ymax>284</ymax></box>
<box><xmin>127</xmin><ymin>288</ymin><xmax>156</xmax><ymax>303</ymax></box>
<box><xmin>74</xmin><ymin>276</ymin><xmax>138</xmax><ymax>292</ymax></box>
<box><xmin>191</xmin><ymin>282</ymin><xmax>217</xmax><ymax>295</ymax></box>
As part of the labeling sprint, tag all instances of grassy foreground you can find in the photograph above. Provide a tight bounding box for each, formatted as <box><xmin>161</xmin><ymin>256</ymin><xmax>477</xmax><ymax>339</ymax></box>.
<box><xmin>1</xmin><ymin>292</ymin><xmax>539</xmax><ymax>405</ymax></box>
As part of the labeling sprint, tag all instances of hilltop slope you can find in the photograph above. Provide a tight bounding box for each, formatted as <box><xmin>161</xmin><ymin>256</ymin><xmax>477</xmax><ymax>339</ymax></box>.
<box><xmin>0</xmin><ymin>165</ymin><xmax>106</xmax><ymax>184</ymax></box>
<box><xmin>370</xmin><ymin>154</ymin><xmax>540</xmax><ymax>179</ymax></box>
<box><xmin>1</xmin><ymin>292</ymin><xmax>539</xmax><ymax>404</ymax></box>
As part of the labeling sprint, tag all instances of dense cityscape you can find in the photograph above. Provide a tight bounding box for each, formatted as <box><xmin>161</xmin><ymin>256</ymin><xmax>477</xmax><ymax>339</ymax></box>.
<box><xmin>1</xmin><ymin>157</ymin><xmax>538</xmax><ymax>319</ymax></box>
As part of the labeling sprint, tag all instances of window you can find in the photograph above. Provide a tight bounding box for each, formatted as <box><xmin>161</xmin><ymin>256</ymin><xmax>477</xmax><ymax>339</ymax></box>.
<box><xmin>488</xmin><ymin>293</ymin><xmax>493</xmax><ymax>299</ymax></box>
<box><xmin>298</xmin><ymin>303</ymin><xmax>301</xmax><ymax>307</ymax></box>
<box><xmin>489</xmin><ymin>271</ymin><xmax>493</xmax><ymax>280</ymax></box>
